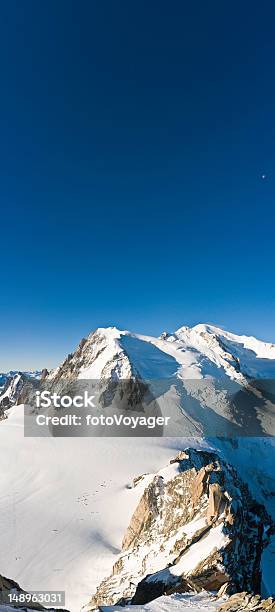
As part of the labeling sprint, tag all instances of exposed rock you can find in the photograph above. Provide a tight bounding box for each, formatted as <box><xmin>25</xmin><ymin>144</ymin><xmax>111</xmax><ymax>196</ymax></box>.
<box><xmin>40</xmin><ymin>368</ymin><xmax>49</xmax><ymax>381</ymax></box>
<box><xmin>159</xmin><ymin>332</ymin><xmax>170</xmax><ymax>340</ymax></box>
<box><xmin>132</xmin><ymin>473</ymin><xmax>149</xmax><ymax>488</ymax></box>
<box><xmin>217</xmin><ymin>581</ymin><xmax>236</xmax><ymax>597</ymax></box>
<box><xmin>121</xmin><ymin>474</ymin><xmax>164</xmax><ymax>551</ymax></box>
<box><xmin>88</xmin><ymin>449</ymin><xmax>272</xmax><ymax>609</ymax></box>
<box><xmin>207</xmin><ymin>482</ymin><xmax>227</xmax><ymax>524</ymax></box>
<box><xmin>217</xmin><ymin>591</ymin><xmax>275</xmax><ymax>611</ymax></box>
<box><xmin>170</xmin><ymin>451</ymin><xmax>189</xmax><ymax>463</ymax></box>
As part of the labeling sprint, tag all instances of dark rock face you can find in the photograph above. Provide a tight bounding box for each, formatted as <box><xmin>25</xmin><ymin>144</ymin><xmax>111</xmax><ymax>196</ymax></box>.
<box><xmin>40</xmin><ymin>368</ymin><xmax>49</xmax><ymax>381</ymax></box>
<box><xmin>88</xmin><ymin>449</ymin><xmax>272</xmax><ymax>609</ymax></box>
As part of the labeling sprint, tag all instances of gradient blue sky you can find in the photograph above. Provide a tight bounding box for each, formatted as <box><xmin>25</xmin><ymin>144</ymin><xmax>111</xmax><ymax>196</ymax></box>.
<box><xmin>1</xmin><ymin>1</ymin><xmax>275</xmax><ymax>370</ymax></box>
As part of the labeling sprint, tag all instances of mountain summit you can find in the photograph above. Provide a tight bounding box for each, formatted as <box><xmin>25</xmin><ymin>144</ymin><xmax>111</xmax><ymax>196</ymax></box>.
<box><xmin>2</xmin><ymin>324</ymin><xmax>275</xmax><ymax>437</ymax></box>
<box><xmin>32</xmin><ymin>323</ymin><xmax>275</xmax><ymax>438</ymax></box>
<box><xmin>47</xmin><ymin>323</ymin><xmax>275</xmax><ymax>383</ymax></box>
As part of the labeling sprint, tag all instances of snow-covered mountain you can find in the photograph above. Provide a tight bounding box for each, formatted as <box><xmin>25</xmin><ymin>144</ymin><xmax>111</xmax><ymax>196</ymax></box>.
<box><xmin>0</xmin><ymin>370</ymin><xmax>41</xmax><ymax>389</ymax></box>
<box><xmin>38</xmin><ymin>324</ymin><xmax>275</xmax><ymax>437</ymax></box>
<box><xmin>0</xmin><ymin>371</ymin><xmax>41</xmax><ymax>410</ymax></box>
<box><xmin>0</xmin><ymin>323</ymin><xmax>275</xmax><ymax>612</ymax></box>
<box><xmin>47</xmin><ymin>323</ymin><xmax>275</xmax><ymax>383</ymax></box>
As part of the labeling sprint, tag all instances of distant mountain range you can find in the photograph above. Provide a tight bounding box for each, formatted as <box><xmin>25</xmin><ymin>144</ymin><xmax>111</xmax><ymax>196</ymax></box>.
<box><xmin>0</xmin><ymin>370</ymin><xmax>41</xmax><ymax>410</ymax></box>
<box><xmin>0</xmin><ymin>370</ymin><xmax>41</xmax><ymax>388</ymax></box>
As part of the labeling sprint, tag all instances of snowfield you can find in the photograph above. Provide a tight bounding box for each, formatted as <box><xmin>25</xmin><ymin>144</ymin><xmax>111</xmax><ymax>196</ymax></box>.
<box><xmin>0</xmin><ymin>405</ymin><xmax>192</xmax><ymax>612</ymax></box>
<box><xmin>1</xmin><ymin>406</ymin><xmax>274</xmax><ymax>610</ymax></box>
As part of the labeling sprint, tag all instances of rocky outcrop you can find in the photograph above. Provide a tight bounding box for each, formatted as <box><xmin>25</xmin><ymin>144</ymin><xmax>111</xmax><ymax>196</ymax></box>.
<box><xmin>88</xmin><ymin>449</ymin><xmax>272</xmax><ymax>609</ymax></box>
<box><xmin>218</xmin><ymin>592</ymin><xmax>275</xmax><ymax>611</ymax></box>
<box><xmin>40</xmin><ymin>368</ymin><xmax>49</xmax><ymax>382</ymax></box>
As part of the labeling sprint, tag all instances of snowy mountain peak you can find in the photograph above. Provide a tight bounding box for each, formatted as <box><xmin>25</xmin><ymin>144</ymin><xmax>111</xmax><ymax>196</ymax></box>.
<box><xmin>173</xmin><ymin>323</ymin><xmax>275</xmax><ymax>379</ymax></box>
<box><xmin>88</xmin><ymin>325</ymin><xmax>126</xmax><ymax>339</ymax></box>
<box><xmin>9</xmin><ymin>323</ymin><xmax>274</xmax><ymax>390</ymax></box>
<box><xmin>189</xmin><ymin>323</ymin><xmax>275</xmax><ymax>360</ymax></box>
<box><xmin>29</xmin><ymin>321</ymin><xmax>275</xmax><ymax>396</ymax></box>
<box><xmin>46</xmin><ymin>325</ymin><xmax>134</xmax><ymax>384</ymax></box>
<box><xmin>3</xmin><ymin>322</ymin><xmax>275</xmax><ymax>436</ymax></box>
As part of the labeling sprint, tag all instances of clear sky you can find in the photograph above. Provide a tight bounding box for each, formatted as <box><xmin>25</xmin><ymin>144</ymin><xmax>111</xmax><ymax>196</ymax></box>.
<box><xmin>0</xmin><ymin>1</ymin><xmax>275</xmax><ymax>370</ymax></box>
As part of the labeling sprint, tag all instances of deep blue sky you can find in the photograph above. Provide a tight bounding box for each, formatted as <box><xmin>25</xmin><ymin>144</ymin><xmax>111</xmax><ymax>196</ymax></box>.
<box><xmin>1</xmin><ymin>1</ymin><xmax>275</xmax><ymax>369</ymax></box>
